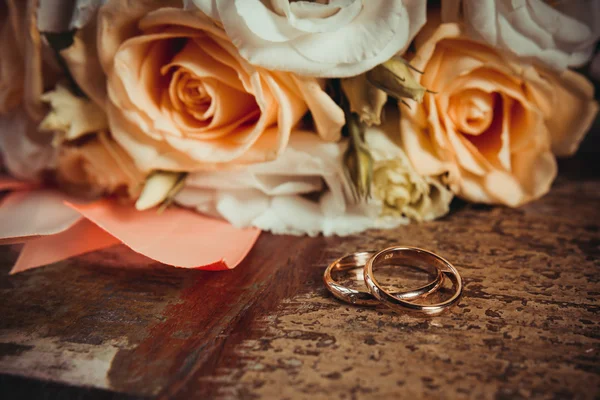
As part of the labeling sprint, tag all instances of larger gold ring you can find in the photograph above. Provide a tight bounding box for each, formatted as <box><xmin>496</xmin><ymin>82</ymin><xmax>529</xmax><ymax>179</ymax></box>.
<box><xmin>324</xmin><ymin>251</ymin><xmax>445</xmax><ymax>306</ymax></box>
<box><xmin>364</xmin><ymin>247</ymin><xmax>463</xmax><ymax>315</ymax></box>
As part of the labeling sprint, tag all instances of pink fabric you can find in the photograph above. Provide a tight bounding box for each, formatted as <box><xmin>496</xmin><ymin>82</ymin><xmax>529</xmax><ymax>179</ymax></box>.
<box><xmin>10</xmin><ymin>219</ymin><xmax>120</xmax><ymax>274</ymax></box>
<box><xmin>66</xmin><ymin>199</ymin><xmax>260</xmax><ymax>269</ymax></box>
<box><xmin>1</xmin><ymin>187</ymin><xmax>261</xmax><ymax>272</ymax></box>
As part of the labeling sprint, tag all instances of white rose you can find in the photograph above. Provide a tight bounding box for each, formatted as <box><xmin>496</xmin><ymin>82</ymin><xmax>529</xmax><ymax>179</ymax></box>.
<box><xmin>187</xmin><ymin>0</ymin><xmax>427</xmax><ymax>77</ymax></box>
<box><xmin>442</xmin><ymin>0</ymin><xmax>600</xmax><ymax>70</ymax></box>
<box><xmin>175</xmin><ymin>132</ymin><xmax>403</xmax><ymax>236</ymax></box>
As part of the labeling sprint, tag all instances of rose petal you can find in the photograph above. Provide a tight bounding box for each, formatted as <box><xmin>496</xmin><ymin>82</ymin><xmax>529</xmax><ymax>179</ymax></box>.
<box><xmin>527</xmin><ymin>0</ymin><xmax>591</xmax><ymax>44</ymax></box>
<box><xmin>284</xmin><ymin>0</ymin><xmax>362</xmax><ymax>34</ymax></box>
<box><xmin>97</xmin><ymin>0</ymin><xmax>182</xmax><ymax>76</ymax></box>
<box><xmin>534</xmin><ymin>69</ymin><xmax>599</xmax><ymax>157</ymax></box>
<box><xmin>291</xmin><ymin>2</ymin><xmax>409</xmax><ymax>65</ymax></box>
<box><xmin>235</xmin><ymin>0</ymin><xmax>303</xmax><ymax>42</ymax></box>
<box><xmin>185</xmin><ymin>0</ymin><xmax>219</xmax><ymax>19</ymax></box>
<box><xmin>509</xmin><ymin>135</ymin><xmax>557</xmax><ymax>201</ymax></box>
<box><xmin>400</xmin><ymin>100</ymin><xmax>448</xmax><ymax>177</ymax></box>
<box><xmin>291</xmin><ymin>75</ymin><xmax>344</xmax><ymax>142</ymax></box>
<box><xmin>203</xmin><ymin>0</ymin><xmax>426</xmax><ymax>77</ymax></box>
<box><xmin>445</xmin><ymin>0</ymin><xmax>600</xmax><ymax>69</ymax></box>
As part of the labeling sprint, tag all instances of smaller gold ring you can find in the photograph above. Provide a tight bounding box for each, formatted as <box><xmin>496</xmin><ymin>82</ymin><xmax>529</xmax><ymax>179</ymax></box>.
<box><xmin>364</xmin><ymin>247</ymin><xmax>463</xmax><ymax>316</ymax></box>
<box><xmin>323</xmin><ymin>251</ymin><xmax>445</xmax><ymax>306</ymax></box>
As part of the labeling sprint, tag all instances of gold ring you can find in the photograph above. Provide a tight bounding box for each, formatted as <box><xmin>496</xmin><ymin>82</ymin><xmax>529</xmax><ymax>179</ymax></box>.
<box><xmin>364</xmin><ymin>246</ymin><xmax>463</xmax><ymax>315</ymax></box>
<box><xmin>323</xmin><ymin>251</ymin><xmax>445</xmax><ymax>306</ymax></box>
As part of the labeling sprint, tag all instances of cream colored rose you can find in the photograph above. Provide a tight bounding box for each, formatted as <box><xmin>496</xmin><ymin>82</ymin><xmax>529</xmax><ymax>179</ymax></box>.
<box><xmin>97</xmin><ymin>3</ymin><xmax>344</xmax><ymax>173</ymax></box>
<box><xmin>187</xmin><ymin>0</ymin><xmax>427</xmax><ymax>78</ymax></box>
<box><xmin>56</xmin><ymin>133</ymin><xmax>145</xmax><ymax>198</ymax></box>
<box><xmin>175</xmin><ymin>131</ymin><xmax>404</xmax><ymax>236</ymax></box>
<box><xmin>442</xmin><ymin>0</ymin><xmax>600</xmax><ymax>70</ymax></box>
<box><xmin>400</xmin><ymin>23</ymin><xmax>598</xmax><ymax>206</ymax></box>
<box><xmin>366</xmin><ymin>109</ymin><xmax>453</xmax><ymax>222</ymax></box>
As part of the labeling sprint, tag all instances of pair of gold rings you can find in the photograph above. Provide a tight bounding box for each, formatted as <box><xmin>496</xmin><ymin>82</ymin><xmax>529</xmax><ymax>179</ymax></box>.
<box><xmin>323</xmin><ymin>247</ymin><xmax>463</xmax><ymax>316</ymax></box>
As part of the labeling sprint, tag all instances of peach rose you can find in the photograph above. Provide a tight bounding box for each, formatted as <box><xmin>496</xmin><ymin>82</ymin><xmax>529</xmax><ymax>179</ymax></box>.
<box><xmin>400</xmin><ymin>23</ymin><xmax>598</xmax><ymax>207</ymax></box>
<box><xmin>96</xmin><ymin>2</ymin><xmax>344</xmax><ymax>172</ymax></box>
<box><xmin>56</xmin><ymin>132</ymin><xmax>145</xmax><ymax>199</ymax></box>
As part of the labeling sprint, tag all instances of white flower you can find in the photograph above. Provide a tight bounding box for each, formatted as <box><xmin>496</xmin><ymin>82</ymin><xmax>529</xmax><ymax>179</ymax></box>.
<box><xmin>365</xmin><ymin>113</ymin><xmax>453</xmax><ymax>222</ymax></box>
<box><xmin>175</xmin><ymin>131</ymin><xmax>403</xmax><ymax>236</ymax></box>
<box><xmin>442</xmin><ymin>0</ymin><xmax>600</xmax><ymax>70</ymax></box>
<box><xmin>186</xmin><ymin>0</ymin><xmax>427</xmax><ymax>77</ymax></box>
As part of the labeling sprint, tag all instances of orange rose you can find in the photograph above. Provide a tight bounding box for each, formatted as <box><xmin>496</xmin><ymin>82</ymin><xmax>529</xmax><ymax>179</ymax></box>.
<box><xmin>96</xmin><ymin>2</ymin><xmax>344</xmax><ymax>172</ymax></box>
<box><xmin>400</xmin><ymin>23</ymin><xmax>598</xmax><ymax>206</ymax></box>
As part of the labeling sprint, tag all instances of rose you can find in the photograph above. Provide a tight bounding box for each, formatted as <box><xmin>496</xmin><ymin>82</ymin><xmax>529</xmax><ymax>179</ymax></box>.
<box><xmin>400</xmin><ymin>23</ymin><xmax>598</xmax><ymax>207</ymax></box>
<box><xmin>175</xmin><ymin>131</ymin><xmax>402</xmax><ymax>236</ymax></box>
<box><xmin>186</xmin><ymin>0</ymin><xmax>427</xmax><ymax>77</ymax></box>
<box><xmin>365</xmin><ymin>108</ymin><xmax>453</xmax><ymax>222</ymax></box>
<box><xmin>96</xmin><ymin>2</ymin><xmax>344</xmax><ymax>173</ymax></box>
<box><xmin>56</xmin><ymin>133</ymin><xmax>144</xmax><ymax>199</ymax></box>
<box><xmin>442</xmin><ymin>0</ymin><xmax>600</xmax><ymax>70</ymax></box>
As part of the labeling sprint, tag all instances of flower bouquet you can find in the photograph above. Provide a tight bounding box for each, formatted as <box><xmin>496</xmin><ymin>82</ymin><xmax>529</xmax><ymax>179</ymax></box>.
<box><xmin>0</xmin><ymin>0</ymin><xmax>598</xmax><ymax>273</ymax></box>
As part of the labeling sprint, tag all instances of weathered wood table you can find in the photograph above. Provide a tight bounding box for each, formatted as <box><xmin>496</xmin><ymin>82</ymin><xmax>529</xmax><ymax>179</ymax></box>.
<box><xmin>0</xmin><ymin>154</ymin><xmax>598</xmax><ymax>400</ymax></box>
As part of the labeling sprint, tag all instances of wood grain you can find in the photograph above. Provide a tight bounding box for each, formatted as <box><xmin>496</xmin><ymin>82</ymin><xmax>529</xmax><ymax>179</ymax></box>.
<box><xmin>0</xmin><ymin>155</ymin><xmax>599</xmax><ymax>400</ymax></box>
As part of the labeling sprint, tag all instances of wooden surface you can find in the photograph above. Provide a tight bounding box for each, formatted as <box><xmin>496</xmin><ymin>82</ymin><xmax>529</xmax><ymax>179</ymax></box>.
<box><xmin>0</xmin><ymin>155</ymin><xmax>599</xmax><ymax>400</ymax></box>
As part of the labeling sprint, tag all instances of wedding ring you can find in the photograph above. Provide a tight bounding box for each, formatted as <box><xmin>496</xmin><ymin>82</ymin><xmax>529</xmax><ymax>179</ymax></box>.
<box><xmin>364</xmin><ymin>247</ymin><xmax>463</xmax><ymax>316</ymax></box>
<box><xmin>323</xmin><ymin>251</ymin><xmax>445</xmax><ymax>306</ymax></box>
